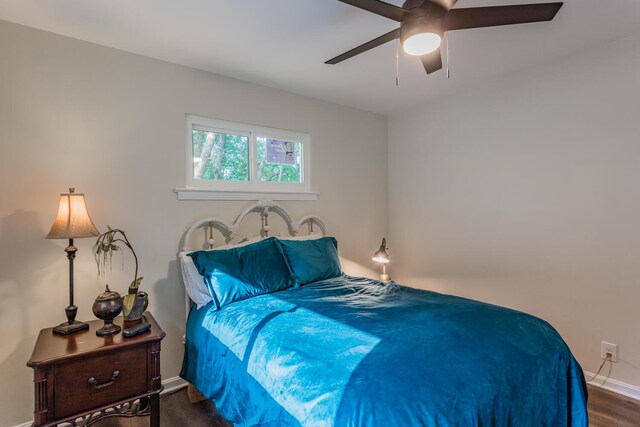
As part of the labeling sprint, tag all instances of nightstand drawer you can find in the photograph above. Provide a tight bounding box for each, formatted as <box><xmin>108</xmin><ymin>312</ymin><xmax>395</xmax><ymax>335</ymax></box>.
<box><xmin>54</xmin><ymin>345</ymin><xmax>148</xmax><ymax>419</ymax></box>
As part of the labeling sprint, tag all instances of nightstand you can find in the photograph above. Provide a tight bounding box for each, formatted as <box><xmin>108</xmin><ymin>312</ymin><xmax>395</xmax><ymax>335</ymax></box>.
<box><xmin>27</xmin><ymin>312</ymin><xmax>166</xmax><ymax>427</ymax></box>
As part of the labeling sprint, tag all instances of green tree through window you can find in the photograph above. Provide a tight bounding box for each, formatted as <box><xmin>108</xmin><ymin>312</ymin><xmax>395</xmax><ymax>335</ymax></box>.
<box><xmin>192</xmin><ymin>130</ymin><xmax>249</xmax><ymax>181</ymax></box>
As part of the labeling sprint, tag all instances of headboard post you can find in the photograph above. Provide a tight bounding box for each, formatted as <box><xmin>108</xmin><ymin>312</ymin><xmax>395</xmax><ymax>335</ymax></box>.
<box><xmin>262</xmin><ymin>210</ymin><xmax>270</xmax><ymax>237</ymax></box>
<box><xmin>208</xmin><ymin>222</ymin><xmax>215</xmax><ymax>249</ymax></box>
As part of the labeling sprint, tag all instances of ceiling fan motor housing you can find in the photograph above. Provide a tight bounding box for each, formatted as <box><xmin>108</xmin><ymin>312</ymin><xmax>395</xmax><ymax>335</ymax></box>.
<box><xmin>400</xmin><ymin>3</ymin><xmax>446</xmax><ymax>48</ymax></box>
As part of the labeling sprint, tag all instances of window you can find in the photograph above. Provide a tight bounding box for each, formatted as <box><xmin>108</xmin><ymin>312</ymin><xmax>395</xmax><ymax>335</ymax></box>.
<box><xmin>182</xmin><ymin>115</ymin><xmax>313</xmax><ymax>199</ymax></box>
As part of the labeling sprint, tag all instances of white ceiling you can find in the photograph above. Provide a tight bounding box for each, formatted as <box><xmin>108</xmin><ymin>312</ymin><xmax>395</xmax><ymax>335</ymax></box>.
<box><xmin>1</xmin><ymin>0</ymin><xmax>639</xmax><ymax>115</ymax></box>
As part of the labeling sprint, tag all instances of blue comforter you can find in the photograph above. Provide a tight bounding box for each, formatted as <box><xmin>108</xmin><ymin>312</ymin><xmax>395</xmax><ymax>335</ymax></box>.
<box><xmin>181</xmin><ymin>275</ymin><xmax>588</xmax><ymax>426</ymax></box>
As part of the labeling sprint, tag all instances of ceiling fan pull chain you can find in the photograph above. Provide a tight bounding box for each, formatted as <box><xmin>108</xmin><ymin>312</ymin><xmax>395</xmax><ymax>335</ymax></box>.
<box><xmin>446</xmin><ymin>34</ymin><xmax>450</xmax><ymax>79</ymax></box>
<box><xmin>396</xmin><ymin>37</ymin><xmax>400</xmax><ymax>86</ymax></box>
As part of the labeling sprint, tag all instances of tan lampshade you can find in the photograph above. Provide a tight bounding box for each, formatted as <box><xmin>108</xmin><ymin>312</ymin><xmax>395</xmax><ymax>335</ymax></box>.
<box><xmin>46</xmin><ymin>188</ymin><xmax>100</xmax><ymax>239</ymax></box>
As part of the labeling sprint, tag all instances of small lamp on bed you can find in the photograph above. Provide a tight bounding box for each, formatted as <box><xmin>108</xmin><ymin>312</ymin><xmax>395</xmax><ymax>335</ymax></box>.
<box><xmin>372</xmin><ymin>238</ymin><xmax>391</xmax><ymax>283</ymax></box>
<box><xmin>46</xmin><ymin>188</ymin><xmax>100</xmax><ymax>334</ymax></box>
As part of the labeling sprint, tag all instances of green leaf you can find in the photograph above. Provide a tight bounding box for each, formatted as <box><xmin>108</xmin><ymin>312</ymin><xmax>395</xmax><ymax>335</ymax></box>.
<box><xmin>122</xmin><ymin>294</ymin><xmax>135</xmax><ymax>316</ymax></box>
<box><xmin>128</xmin><ymin>277</ymin><xmax>143</xmax><ymax>294</ymax></box>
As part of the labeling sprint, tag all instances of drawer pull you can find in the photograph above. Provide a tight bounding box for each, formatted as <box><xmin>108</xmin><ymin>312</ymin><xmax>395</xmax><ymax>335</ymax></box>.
<box><xmin>88</xmin><ymin>370</ymin><xmax>120</xmax><ymax>390</ymax></box>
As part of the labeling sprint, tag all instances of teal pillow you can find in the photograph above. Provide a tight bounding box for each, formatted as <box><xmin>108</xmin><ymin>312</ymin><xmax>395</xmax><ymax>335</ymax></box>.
<box><xmin>277</xmin><ymin>237</ymin><xmax>342</xmax><ymax>285</ymax></box>
<box><xmin>188</xmin><ymin>237</ymin><xmax>295</xmax><ymax>309</ymax></box>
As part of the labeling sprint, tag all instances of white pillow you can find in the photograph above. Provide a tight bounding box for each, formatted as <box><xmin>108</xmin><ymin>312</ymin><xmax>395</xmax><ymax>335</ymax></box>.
<box><xmin>180</xmin><ymin>252</ymin><xmax>213</xmax><ymax>309</ymax></box>
<box><xmin>179</xmin><ymin>237</ymin><xmax>263</xmax><ymax>309</ymax></box>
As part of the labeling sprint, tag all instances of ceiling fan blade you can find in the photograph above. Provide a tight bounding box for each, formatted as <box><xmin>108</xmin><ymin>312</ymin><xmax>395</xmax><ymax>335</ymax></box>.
<box><xmin>421</xmin><ymin>49</ymin><xmax>443</xmax><ymax>74</ymax></box>
<box><xmin>445</xmin><ymin>3</ymin><xmax>563</xmax><ymax>31</ymax></box>
<box><xmin>325</xmin><ymin>28</ymin><xmax>400</xmax><ymax>65</ymax></box>
<box><xmin>337</xmin><ymin>0</ymin><xmax>411</xmax><ymax>22</ymax></box>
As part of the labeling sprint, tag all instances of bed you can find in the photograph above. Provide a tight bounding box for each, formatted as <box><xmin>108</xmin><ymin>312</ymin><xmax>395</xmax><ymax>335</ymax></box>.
<box><xmin>179</xmin><ymin>201</ymin><xmax>588</xmax><ymax>427</ymax></box>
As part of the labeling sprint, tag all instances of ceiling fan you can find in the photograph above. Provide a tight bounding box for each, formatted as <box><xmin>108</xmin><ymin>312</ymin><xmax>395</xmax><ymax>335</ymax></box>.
<box><xmin>326</xmin><ymin>0</ymin><xmax>563</xmax><ymax>74</ymax></box>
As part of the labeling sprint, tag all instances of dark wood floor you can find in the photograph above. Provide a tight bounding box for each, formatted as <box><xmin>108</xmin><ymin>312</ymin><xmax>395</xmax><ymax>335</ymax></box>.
<box><xmin>96</xmin><ymin>384</ymin><xmax>639</xmax><ymax>426</ymax></box>
<box><xmin>94</xmin><ymin>390</ymin><xmax>230</xmax><ymax>427</ymax></box>
<box><xmin>588</xmin><ymin>385</ymin><xmax>640</xmax><ymax>427</ymax></box>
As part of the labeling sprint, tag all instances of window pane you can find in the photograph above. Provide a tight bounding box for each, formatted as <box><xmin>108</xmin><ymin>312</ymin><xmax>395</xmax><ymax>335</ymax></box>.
<box><xmin>192</xmin><ymin>130</ymin><xmax>249</xmax><ymax>182</ymax></box>
<box><xmin>256</xmin><ymin>137</ymin><xmax>303</xmax><ymax>183</ymax></box>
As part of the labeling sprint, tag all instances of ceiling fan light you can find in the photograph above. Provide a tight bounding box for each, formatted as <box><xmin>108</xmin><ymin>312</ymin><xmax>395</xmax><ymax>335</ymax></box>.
<box><xmin>402</xmin><ymin>32</ymin><xmax>441</xmax><ymax>56</ymax></box>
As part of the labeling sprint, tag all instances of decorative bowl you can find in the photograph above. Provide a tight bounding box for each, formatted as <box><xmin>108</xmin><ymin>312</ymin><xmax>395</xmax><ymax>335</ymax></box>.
<box><xmin>92</xmin><ymin>285</ymin><xmax>123</xmax><ymax>336</ymax></box>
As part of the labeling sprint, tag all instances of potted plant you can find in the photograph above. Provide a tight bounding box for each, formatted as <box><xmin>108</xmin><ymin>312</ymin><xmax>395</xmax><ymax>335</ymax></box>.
<box><xmin>94</xmin><ymin>227</ymin><xmax>148</xmax><ymax>321</ymax></box>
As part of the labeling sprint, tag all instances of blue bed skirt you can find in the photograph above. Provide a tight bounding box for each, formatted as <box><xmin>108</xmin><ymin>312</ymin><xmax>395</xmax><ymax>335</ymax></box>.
<box><xmin>181</xmin><ymin>275</ymin><xmax>588</xmax><ymax>426</ymax></box>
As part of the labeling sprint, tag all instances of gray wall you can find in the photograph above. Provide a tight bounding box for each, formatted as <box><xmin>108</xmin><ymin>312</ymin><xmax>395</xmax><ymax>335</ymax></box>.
<box><xmin>0</xmin><ymin>20</ymin><xmax>388</xmax><ymax>426</ymax></box>
<box><xmin>388</xmin><ymin>34</ymin><xmax>640</xmax><ymax>389</ymax></box>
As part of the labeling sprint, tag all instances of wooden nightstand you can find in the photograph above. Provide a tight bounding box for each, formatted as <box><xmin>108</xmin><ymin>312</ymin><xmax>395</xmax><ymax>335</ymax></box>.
<box><xmin>27</xmin><ymin>312</ymin><xmax>165</xmax><ymax>427</ymax></box>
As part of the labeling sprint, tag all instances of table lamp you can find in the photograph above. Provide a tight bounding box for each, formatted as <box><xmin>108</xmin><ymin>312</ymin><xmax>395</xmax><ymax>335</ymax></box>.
<box><xmin>372</xmin><ymin>237</ymin><xmax>391</xmax><ymax>282</ymax></box>
<box><xmin>46</xmin><ymin>188</ymin><xmax>100</xmax><ymax>334</ymax></box>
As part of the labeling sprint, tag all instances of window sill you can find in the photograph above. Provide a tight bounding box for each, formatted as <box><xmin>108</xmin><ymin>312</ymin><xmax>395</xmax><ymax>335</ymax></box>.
<box><xmin>173</xmin><ymin>188</ymin><xmax>319</xmax><ymax>201</ymax></box>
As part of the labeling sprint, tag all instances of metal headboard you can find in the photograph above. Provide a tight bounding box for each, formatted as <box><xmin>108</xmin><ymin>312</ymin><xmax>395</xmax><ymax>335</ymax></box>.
<box><xmin>180</xmin><ymin>200</ymin><xmax>326</xmax><ymax>318</ymax></box>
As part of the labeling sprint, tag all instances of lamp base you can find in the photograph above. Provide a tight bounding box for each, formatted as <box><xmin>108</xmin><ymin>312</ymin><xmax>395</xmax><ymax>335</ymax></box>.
<box><xmin>380</xmin><ymin>273</ymin><xmax>391</xmax><ymax>283</ymax></box>
<box><xmin>53</xmin><ymin>320</ymin><xmax>89</xmax><ymax>335</ymax></box>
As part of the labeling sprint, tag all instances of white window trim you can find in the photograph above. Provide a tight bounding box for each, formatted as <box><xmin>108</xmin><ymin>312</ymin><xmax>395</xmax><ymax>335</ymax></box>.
<box><xmin>177</xmin><ymin>115</ymin><xmax>317</xmax><ymax>201</ymax></box>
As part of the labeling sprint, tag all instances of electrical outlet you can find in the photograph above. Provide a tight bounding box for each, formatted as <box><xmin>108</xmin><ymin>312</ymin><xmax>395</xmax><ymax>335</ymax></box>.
<box><xmin>601</xmin><ymin>341</ymin><xmax>618</xmax><ymax>363</ymax></box>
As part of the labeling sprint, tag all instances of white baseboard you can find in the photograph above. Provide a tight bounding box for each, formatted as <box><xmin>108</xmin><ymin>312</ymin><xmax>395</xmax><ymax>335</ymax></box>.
<box><xmin>161</xmin><ymin>375</ymin><xmax>189</xmax><ymax>394</ymax></box>
<box><xmin>13</xmin><ymin>376</ymin><xmax>189</xmax><ymax>427</ymax></box>
<box><xmin>584</xmin><ymin>371</ymin><xmax>640</xmax><ymax>401</ymax></box>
